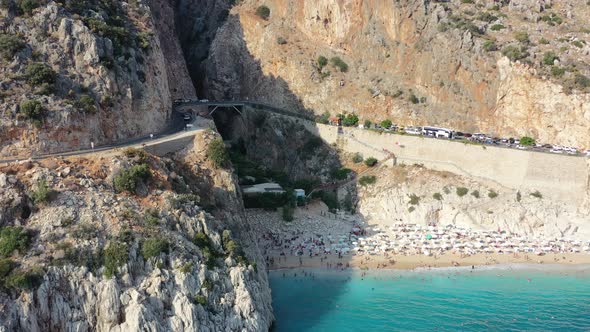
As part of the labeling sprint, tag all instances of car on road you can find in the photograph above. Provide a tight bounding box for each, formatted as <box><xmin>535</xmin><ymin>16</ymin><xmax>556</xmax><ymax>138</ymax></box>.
<box><xmin>199</xmin><ymin>99</ymin><xmax>210</xmax><ymax>103</ymax></box>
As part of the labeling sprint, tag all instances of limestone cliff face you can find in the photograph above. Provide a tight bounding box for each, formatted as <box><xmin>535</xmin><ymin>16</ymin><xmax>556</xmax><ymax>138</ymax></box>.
<box><xmin>204</xmin><ymin>0</ymin><xmax>590</xmax><ymax>148</ymax></box>
<box><xmin>0</xmin><ymin>0</ymin><xmax>195</xmax><ymax>158</ymax></box>
<box><xmin>354</xmin><ymin>164</ymin><xmax>590</xmax><ymax>241</ymax></box>
<box><xmin>0</xmin><ymin>131</ymin><xmax>273</xmax><ymax>331</ymax></box>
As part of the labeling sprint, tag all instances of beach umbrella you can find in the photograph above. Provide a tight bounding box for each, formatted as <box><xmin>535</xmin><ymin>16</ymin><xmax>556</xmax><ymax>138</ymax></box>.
<box><xmin>426</xmin><ymin>234</ymin><xmax>433</xmax><ymax>240</ymax></box>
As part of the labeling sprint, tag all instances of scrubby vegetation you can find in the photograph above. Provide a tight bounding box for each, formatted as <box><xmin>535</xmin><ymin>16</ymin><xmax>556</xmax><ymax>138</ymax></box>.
<box><xmin>207</xmin><ymin>139</ymin><xmax>230</xmax><ymax>168</ymax></box>
<box><xmin>471</xmin><ymin>190</ymin><xmax>480</xmax><ymax>198</ymax></box>
<box><xmin>0</xmin><ymin>33</ymin><xmax>25</xmax><ymax>60</ymax></box>
<box><xmin>456</xmin><ymin>187</ymin><xmax>469</xmax><ymax>197</ymax></box>
<box><xmin>408</xmin><ymin>194</ymin><xmax>420</xmax><ymax>205</ymax></box>
<box><xmin>364</xmin><ymin>157</ymin><xmax>378</xmax><ymax>167</ymax></box>
<box><xmin>141</xmin><ymin>237</ymin><xmax>169</xmax><ymax>260</ymax></box>
<box><xmin>113</xmin><ymin>164</ymin><xmax>151</xmax><ymax>194</ymax></box>
<box><xmin>25</xmin><ymin>63</ymin><xmax>56</xmax><ymax>87</ymax></box>
<box><xmin>330</xmin><ymin>56</ymin><xmax>349</xmax><ymax>72</ymax></box>
<box><xmin>103</xmin><ymin>241</ymin><xmax>129</xmax><ymax>278</ymax></box>
<box><xmin>352</xmin><ymin>153</ymin><xmax>363</xmax><ymax>163</ymax></box>
<box><xmin>530</xmin><ymin>190</ymin><xmax>543</xmax><ymax>199</ymax></box>
<box><xmin>488</xmin><ymin>190</ymin><xmax>498</xmax><ymax>199</ymax></box>
<box><xmin>30</xmin><ymin>179</ymin><xmax>51</xmax><ymax>205</ymax></box>
<box><xmin>255</xmin><ymin>5</ymin><xmax>270</xmax><ymax>19</ymax></box>
<box><xmin>74</xmin><ymin>94</ymin><xmax>96</xmax><ymax>114</ymax></box>
<box><xmin>359</xmin><ymin>175</ymin><xmax>376</xmax><ymax>186</ymax></box>
<box><xmin>332</xmin><ymin>168</ymin><xmax>352</xmax><ymax>180</ymax></box>
<box><xmin>341</xmin><ymin>113</ymin><xmax>358</xmax><ymax>126</ymax></box>
<box><xmin>19</xmin><ymin>99</ymin><xmax>45</xmax><ymax>125</ymax></box>
<box><xmin>0</xmin><ymin>227</ymin><xmax>31</xmax><ymax>258</ymax></box>
<box><xmin>317</xmin><ymin>56</ymin><xmax>328</xmax><ymax>69</ymax></box>
<box><xmin>433</xmin><ymin>192</ymin><xmax>443</xmax><ymax>201</ymax></box>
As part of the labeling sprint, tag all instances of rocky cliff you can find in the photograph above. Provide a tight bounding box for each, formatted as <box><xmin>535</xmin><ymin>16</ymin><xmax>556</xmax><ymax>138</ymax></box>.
<box><xmin>353</xmin><ymin>163</ymin><xmax>590</xmax><ymax>240</ymax></box>
<box><xmin>204</xmin><ymin>0</ymin><xmax>590</xmax><ymax>148</ymax></box>
<box><xmin>0</xmin><ymin>129</ymin><xmax>273</xmax><ymax>331</ymax></box>
<box><xmin>0</xmin><ymin>0</ymin><xmax>195</xmax><ymax>158</ymax></box>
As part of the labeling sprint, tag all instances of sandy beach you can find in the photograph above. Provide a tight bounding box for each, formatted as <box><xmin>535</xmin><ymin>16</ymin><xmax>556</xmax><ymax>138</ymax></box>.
<box><xmin>266</xmin><ymin>252</ymin><xmax>590</xmax><ymax>271</ymax></box>
<box><xmin>247</xmin><ymin>202</ymin><xmax>590</xmax><ymax>272</ymax></box>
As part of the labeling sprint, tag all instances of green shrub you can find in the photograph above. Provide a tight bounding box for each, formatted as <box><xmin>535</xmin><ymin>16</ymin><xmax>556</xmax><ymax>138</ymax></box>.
<box><xmin>541</xmin><ymin>13</ymin><xmax>562</xmax><ymax>26</ymax></box>
<box><xmin>488</xmin><ymin>190</ymin><xmax>498</xmax><ymax>199</ymax></box>
<box><xmin>143</xmin><ymin>209</ymin><xmax>159</xmax><ymax>227</ymax></box>
<box><xmin>364</xmin><ymin>157</ymin><xmax>378</xmax><ymax>167</ymax></box>
<box><xmin>520</xmin><ymin>136</ymin><xmax>535</xmax><ymax>146</ymax></box>
<box><xmin>317</xmin><ymin>56</ymin><xmax>328</xmax><ymax>69</ymax></box>
<box><xmin>194</xmin><ymin>294</ymin><xmax>207</xmax><ymax>306</ymax></box>
<box><xmin>276</xmin><ymin>36</ymin><xmax>287</xmax><ymax>45</ymax></box>
<box><xmin>316</xmin><ymin>111</ymin><xmax>330</xmax><ymax>124</ymax></box>
<box><xmin>380</xmin><ymin>119</ymin><xmax>392</xmax><ymax>129</ymax></box>
<box><xmin>25</xmin><ymin>63</ymin><xmax>56</xmax><ymax>87</ymax></box>
<box><xmin>20</xmin><ymin>100</ymin><xmax>45</xmax><ymax>122</ymax></box>
<box><xmin>141</xmin><ymin>237</ymin><xmax>169</xmax><ymax>260</ymax></box>
<box><xmin>0</xmin><ymin>259</ymin><xmax>16</xmax><ymax>286</ymax></box>
<box><xmin>456</xmin><ymin>187</ymin><xmax>469</xmax><ymax>197</ymax></box>
<box><xmin>207</xmin><ymin>139</ymin><xmax>229</xmax><ymax>168</ymax></box>
<box><xmin>574</xmin><ymin>74</ymin><xmax>590</xmax><ymax>88</ymax></box>
<box><xmin>409</xmin><ymin>94</ymin><xmax>420</xmax><ymax>104</ymax></box>
<box><xmin>75</xmin><ymin>94</ymin><xmax>96</xmax><ymax>114</ymax></box>
<box><xmin>483</xmin><ymin>40</ymin><xmax>497</xmax><ymax>52</ymax></box>
<box><xmin>136</xmin><ymin>32</ymin><xmax>151</xmax><ymax>50</ymax></box>
<box><xmin>332</xmin><ymin>168</ymin><xmax>352</xmax><ymax>180</ymax></box>
<box><xmin>0</xmin><ymin>227</ymin><xmax>31</xmax><ymax>258</ymax></box>
<box><xmin>330</xmin><ymin>56</ymin><xmax>349</xmax><ymax>72</ymax></box>
<box><xmin>551</xmin><ymin>66</ymin><xmax>566</xmax><ymax>77</ymax></box>
<box><xmin>408</xmin><ymin>206</ymin><xmax>415</xmax><ymax>213</ymax></box>
<box><xmin>352</xmin><ymin>153</ymin><xmax>363</xmax><ymax>163</ymax></box>
<box><xmin>5</xmin><ymin>268</ymin><xmax>42</xmax><ymax>290</ymax></box>
<box><xmin>0</xmin><ymin>34</ymin><xmax>25</xmax><ymax>60</ymax></box>
<box><xmin>477</xmin><ymin>12</ymin><xmax>497</xmax><ymax>23</ymax></box>
<box><xmin>490</xmin><ymin>24</ymin><xmax>505</xmax><ymax>31</ymax></box>
<box><xmin>433</xmin><ymin>192</ymin><xmax>443</xmax><ymax>201</ymax></box>
<box><xmin>516</xmin><ymin>191</ymin><xmax>522</xmax><ymax>202</ymax></box>
<box><xmin>282</xmin><ymin>204</ymin><xmax>294</xmax><ymax>222</ymax></box>
<box><xmin>83</xmin><ymin>17</ymin><xmax>131</xmax><ymax>51</ymax></box>
<box><xmin>18</xmin><ymin>0</ymin><xmax>39</xmax><ymax>15</ymax></box>
<box><xmin>530</xmin><ymin>191</ymin><xmax>543</xmax><ymax>199</ymax></box>
<box><xmin>31</xmin><ymin>179</ymin><xmax>51</xmax><ymax>205</ymax></box>
<box><xmin>194</xmin><ymin>232</ymin><xmax>212</xmax><ymax>249</ymax></box>
<box><xmin>358</xmin><ymin>175</ymin><xmax>376</xmax><ymax>186</ymax></box>
<box><xmin>502</xmin><ymin>45</ymin><xmax>528</xmax><ymax>61</ymax></box>
<box><xmin>471</xmin><ymin>190</ymin><xmax>480</xmax><ymax>198</ymax></box>
<box><xmin>255</xmin><ymin>5</ymin><xmax>270</xmax><ymax>19</ymax></box>
<box><xmin>408</xmin><ymin>194</ymin><xmax>420</xmax><ymax>205</ymax></box>
<box><xmin>320</xmin><ymin>191</ymin><xmax>339</xmax><ymax>211</ymax></box>
<box><xmin>572</xmin><ymin>40</ymin><xmax>584</xmax><ymax>48</ymax></box>
<box><xmin>514</xmin><ymin>31</ymin><xmax>529</xmax><ymax>43</ymax></box>
<box><xmin>113</xmin><ymin>163</ymin><xmax>151</xmax><ymax>194</ymax></box>
<box><xmin>103</xmin><ymin>241</ymin><xmax>128</xmax><ymax>278</ymax></box>
<box><xmin>539</xmin><ymin>37</ymin><xmax>550</xmax><ymax>44</ymax></box>
<box><xmin>542</xmin><ymin>52</ymin><xmax>558</xmax><ymax>66</ymax></box>
<box><xmin>342</xmin><ymin>113</ymin><xmax>358</xmax><ymax>126</ymax></box>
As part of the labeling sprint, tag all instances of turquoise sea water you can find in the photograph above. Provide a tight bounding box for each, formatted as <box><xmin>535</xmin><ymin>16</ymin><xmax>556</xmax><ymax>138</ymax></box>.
<box><xmin>269</xmin><ymin>266</ymin><xmax>590</xmax><ymax>331</ymax></box>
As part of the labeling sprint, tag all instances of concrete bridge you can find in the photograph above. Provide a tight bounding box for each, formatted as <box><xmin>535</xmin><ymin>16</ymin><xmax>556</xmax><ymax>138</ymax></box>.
<box><xmin>173</xmin><ymin>99</ymin><xmax>314</xmax><ymax>121</ymax></box>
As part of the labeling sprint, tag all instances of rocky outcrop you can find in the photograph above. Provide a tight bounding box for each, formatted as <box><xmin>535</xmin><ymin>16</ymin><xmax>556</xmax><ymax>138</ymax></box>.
<box><xmin>355</xmin><ymin>164</ymin><xmax>590</xmax><ymax>240</ymax></box>
<box><xmin>0</xmin><ymin>0</ymin><xmax>195</xmax><ymax>158</ymax></box>
<box><xmin>0</xmin><ymin>131</ymin><xmax>273</xmax><ymax>331</ymax></box>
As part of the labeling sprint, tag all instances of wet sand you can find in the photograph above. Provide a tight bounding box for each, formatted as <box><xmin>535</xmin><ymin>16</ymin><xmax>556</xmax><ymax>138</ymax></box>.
<box><xmin>267</xmin><ymin>252</ymin><xmax>590</xmax><ymax>271</ymax></box>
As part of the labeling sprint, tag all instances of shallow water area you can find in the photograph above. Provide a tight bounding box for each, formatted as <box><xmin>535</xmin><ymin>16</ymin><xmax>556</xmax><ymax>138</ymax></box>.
<box><xmin>269</xmin><ymin>265</ymin><xmax>590</xmax><ymax>331</ymax></box>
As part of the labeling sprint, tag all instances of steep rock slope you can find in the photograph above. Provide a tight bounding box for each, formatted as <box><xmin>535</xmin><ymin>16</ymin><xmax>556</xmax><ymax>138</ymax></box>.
<box><xmin>354</xmin><ymin>164</ymin><xmax>590</xmax><ymax>240</ymax></box>
<box><xmin>0</xmin><ymin>129</ymin><xmax>273</xmax><ymax>331</ymax></box>
<box><xmin>204</xmin><ymin>0</ymin><xmax>590</xmax><ymax>148</ymax></box>
<box><xmin>0</xmin><ymin>0</ymin><xmax>195</xmax><ymax>158</ymax></box>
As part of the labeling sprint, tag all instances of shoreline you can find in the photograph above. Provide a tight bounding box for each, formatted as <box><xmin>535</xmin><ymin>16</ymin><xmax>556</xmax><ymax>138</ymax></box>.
<box><xmin>266</xmin><ymin>252</ymin><xmax>590</xmax><ymax>272</ymax></box>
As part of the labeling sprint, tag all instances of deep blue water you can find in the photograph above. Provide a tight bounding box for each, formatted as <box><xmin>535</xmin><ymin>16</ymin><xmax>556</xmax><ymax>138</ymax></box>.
<box><xmin>269</xmin><ymin>266</ymin><xmax>590</xmax><ymax>331</ymax></box>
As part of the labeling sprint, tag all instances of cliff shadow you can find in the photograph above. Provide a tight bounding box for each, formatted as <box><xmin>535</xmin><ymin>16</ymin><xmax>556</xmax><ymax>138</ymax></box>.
<box><xmin>196</xmin><ymin>13</ymin><xmax>370</xmax><ymax>330</ymax></box>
